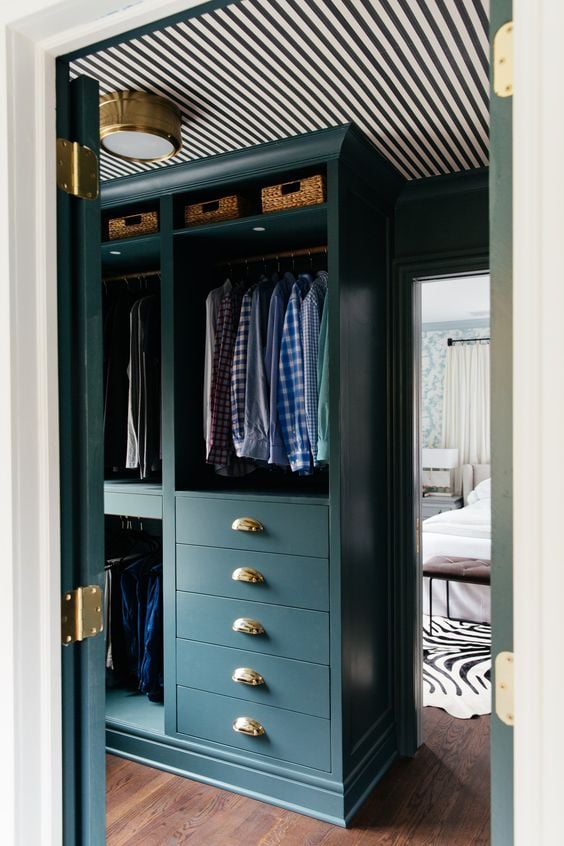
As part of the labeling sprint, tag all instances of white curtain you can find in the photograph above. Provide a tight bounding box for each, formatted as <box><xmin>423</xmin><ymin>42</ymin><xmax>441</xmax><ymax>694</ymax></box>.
<box><xmin>442</xmin><ymin>341</ymin><xmax>490</xmax><ymax>465</ymax></box>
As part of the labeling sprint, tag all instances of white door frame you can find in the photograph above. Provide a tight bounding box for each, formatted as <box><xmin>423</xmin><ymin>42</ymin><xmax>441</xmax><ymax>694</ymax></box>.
<box><xmin>0</xmin><ymin>1</ymin><xmax>562</xmax><ymax>844</ymax></box>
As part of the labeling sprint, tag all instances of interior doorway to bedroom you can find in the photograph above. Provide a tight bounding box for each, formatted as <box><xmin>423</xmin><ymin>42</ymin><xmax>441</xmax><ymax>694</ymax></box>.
<box><xmin>418</xmin><ymin>271</ymin><xmax>491</xmax><ymax>813</ymax></box>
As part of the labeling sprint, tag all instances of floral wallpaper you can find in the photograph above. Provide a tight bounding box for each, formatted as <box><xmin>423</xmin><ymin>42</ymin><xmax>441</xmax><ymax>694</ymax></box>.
<box><xmin>421</xmin><ymin>324</ymin><xmax>490</xmax><ymax>448</ymax></box>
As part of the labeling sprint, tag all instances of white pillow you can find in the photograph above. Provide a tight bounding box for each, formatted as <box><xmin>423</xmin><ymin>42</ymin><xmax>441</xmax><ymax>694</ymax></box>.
<box><xmin>467</xmin><ymin>477</ymin><xmax>491</xmax><ymax>505</ymax></box>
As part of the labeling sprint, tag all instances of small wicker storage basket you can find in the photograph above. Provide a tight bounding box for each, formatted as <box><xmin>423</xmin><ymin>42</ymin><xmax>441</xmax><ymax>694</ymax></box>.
<box><xmin>261</xmin><ymin>174</ymin><xmax>326</xmax><ymax>214</ymax></box>
<box><xmin>108</xmin><ymin>211</ymin><xmax>159</xmax><ymax>240</ymax></box>
<box><xmin>184</xmin><ymin>195</ymin><xmax>253</xmax><ymax>226</ymax></box>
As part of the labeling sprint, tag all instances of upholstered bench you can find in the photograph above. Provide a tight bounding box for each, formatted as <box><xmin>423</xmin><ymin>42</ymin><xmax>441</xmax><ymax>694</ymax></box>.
<box><xmin>423</xmin><ymin>555</ymin><xmax>491</xmax><ymax>632</ymax></box>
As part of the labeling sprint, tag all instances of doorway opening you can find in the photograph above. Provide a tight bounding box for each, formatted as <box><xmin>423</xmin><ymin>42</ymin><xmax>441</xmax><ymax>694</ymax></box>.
<box><xmin>417</xmin><ymin>271</ymin><xmax>491</xmax><ymax>820</ymax></box>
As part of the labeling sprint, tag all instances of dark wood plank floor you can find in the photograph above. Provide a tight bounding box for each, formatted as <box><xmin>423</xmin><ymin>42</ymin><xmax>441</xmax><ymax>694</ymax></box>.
<box><xmin>107</xmin><ymin>708</ymin><xmax>490</xmax><ymax>845</ymax></box>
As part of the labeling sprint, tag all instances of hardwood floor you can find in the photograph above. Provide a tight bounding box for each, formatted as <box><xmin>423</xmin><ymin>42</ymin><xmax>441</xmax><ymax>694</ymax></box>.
<box><xmin>106</xmin><ymin>708</ymin><xmax>490</xmax><ymax>845</ymax></box>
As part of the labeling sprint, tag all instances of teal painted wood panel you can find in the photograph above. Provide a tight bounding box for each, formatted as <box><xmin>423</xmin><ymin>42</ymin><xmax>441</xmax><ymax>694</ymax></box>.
<box><xmin>104</xmin><ymin>490</ymin><xmax>163</xmax><ymax>519</ymax></box>
<box><xmin>58</xmin><ymin>69</ymin><xmax>106</xmax><ymax>846</ymax></box>
<box><xmin>176</xmin><ymin>544</ymin><xmax>329</xmax><ymax>611</ymax></box>
<box><xmin>334</xmin><ymin>160</ymin><xmax>396</xmax><ymax>779</ymax></box>
<box><xmin>105</xmin><ymin>688</ymin><xmax>165</xmax><ymax>736</ymax></box>
<box><xmin>177</xmin><ymin>686</ymin><xmax>331</xmax><ymax>772</ymax></box>
<box><xmin>176</xmin><ymin>592</ymin><xmax>329</xmax><ymax>664</ymax></box>
<box><xmin>490</xmin><ymin>1</ymin><xmax>513</xmax><ymax>843</ymax></box>
<box><xmin>175</xmin><ymin>496</ymin><xmax>328</xmax><ymax>558</ymax></box>
<box><xmin>176</xmin><ymin>639</ymin><xmax>330</xmax><ymax>718</ymax></box>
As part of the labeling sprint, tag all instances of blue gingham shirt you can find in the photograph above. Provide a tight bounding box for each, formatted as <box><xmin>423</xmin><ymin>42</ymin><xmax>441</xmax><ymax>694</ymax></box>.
<box><xmin>301</xmin><ymin>271</ymin><xmax>327</xmax><ymax>466</ymax></box>
<box><xmin>231</xmin><ymin>288</ymin><xmax>253</xmax><ymax>456</ymax></box>
<box><xmin>277</xmin><ymin>274</ymin><xmax>313</xmax><ymax>473</ymax></box>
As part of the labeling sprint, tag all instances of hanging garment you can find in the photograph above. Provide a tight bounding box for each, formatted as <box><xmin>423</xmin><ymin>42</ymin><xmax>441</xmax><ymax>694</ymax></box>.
<box><xmin>204</xmin><ymin>279</ymin><xmax>232</xmax><ymax>455</ymax></box>
<box><xmin>302</xmin><ymin>271</ymin><xmax>328</xmax><ymax>467</ymax></box>
<box><xmin>126</xmin><ymin>295</ymin><xmax>161</xmax><ymax>479</ymax></box>
<box><xmin>239</xmin><ymin>276</ymin><xmax>276</xmax><ymax>461</ymax></box>
<box><xmin>317</xmin><ymin>286</ymin><xmax>329</xmax><ymax>464</ymax></box>
<box><xmin>207</xmin><ymin>286</ymin><xmax>243</xmax><ymax>467</ymax></box>
<box><xmin>138</xmin><ymin>563</ymin><xmax>163</xmax><ymax>702</ymax></box>
<box><xmin>119</xmin><ymin>552</ymin><xmax>163</xmax><ymax>700</ymax></box>
<box><xmin>103</xmin><ymin>288</ymin><xmax>136</xmax><ymax>472</ymax></box>
<box><xmin>277</xmin><ymin>274</ymin><xmax>313</xmax><ymax>474</ymax></box>
<box><xmin>231</xmin><ymin>287</ymin><xmax>253</xmax><ymax>456</ymax></box>
<box><xmin>265</xmin><ymin>272</ymin><xmax>295</xmax><ymax>465</ymax></box>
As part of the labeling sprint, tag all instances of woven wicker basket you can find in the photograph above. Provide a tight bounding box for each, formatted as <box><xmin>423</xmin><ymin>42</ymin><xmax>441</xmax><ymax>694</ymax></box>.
<box><xmin>261</xmin><ymin>174</ymin><xmax>326</xmax><ymax>214</ymax></box>
<box><xmin>108</xmin><ymin>210</ymin><xmax>159</xmax><ymax>240</ymax></box>
<box><xmin>185</xmin><ymin>195</ymin><xmax>253</xmax><ymax>226</ymax></box>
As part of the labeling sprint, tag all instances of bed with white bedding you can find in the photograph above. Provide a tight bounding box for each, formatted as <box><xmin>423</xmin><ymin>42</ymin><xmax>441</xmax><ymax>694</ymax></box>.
<box><xmin>422</xmin><ymin>476</ymin><xmax>491</xmax><ymax>623</ymax></box>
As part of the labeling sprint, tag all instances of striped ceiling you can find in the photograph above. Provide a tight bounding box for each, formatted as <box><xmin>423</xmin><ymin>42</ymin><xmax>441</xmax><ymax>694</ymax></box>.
<box><xmin>70</xmin><ymin>0</ymin><xmax>490</xmax><ymax>182</ymax></box>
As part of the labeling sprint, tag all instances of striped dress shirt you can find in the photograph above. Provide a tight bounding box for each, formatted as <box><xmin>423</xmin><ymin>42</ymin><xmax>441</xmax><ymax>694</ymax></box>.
<box><xmin>265</xmin><ymin>272</ymin><xmax>295</xmax><ymax>465</ymax></box>
<box><xmin>301</xmin><ymin>271</ymin><xmax>327</xmax><ymax>466</ymax></box>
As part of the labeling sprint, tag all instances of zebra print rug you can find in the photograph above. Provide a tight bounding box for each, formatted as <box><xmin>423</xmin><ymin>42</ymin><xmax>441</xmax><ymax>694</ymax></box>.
<box><xmin>423</xmin><ymin>615</ymin><xmax>491</xmax><ymax>719</ymax></box>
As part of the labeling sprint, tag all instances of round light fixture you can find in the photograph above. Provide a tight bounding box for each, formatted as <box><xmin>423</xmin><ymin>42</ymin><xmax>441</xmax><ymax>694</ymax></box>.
<box><xmin>100</xmin><ymin>90</ymin><xmax>182</xmax><ymax>163</ymax></box>
<box><xmin>253</xmin><ymin>226</ymin><xmax>266</xmax><ymax>232</ymax></box>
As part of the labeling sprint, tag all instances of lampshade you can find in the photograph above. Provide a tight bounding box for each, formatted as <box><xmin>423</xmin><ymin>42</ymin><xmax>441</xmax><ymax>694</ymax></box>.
<box><xmin>100</xmin><ymin>91</ymin><xmax>182</xmax><ymax>163</ymax></box>
<box><xmin>422</xmin><ymin>448</ymin><xmax>459</xmax><ymax>469</ymax></box>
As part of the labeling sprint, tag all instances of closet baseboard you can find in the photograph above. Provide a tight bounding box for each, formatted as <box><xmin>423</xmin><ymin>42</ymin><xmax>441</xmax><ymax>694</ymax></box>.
<box><xmin>106</xmin><ymin>722</ymin><xmax>397</xmax><ymax>827</ymax></box>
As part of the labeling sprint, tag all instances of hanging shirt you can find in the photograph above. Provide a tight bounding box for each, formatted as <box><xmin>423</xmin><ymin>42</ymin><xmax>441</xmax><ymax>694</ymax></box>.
<box><xmin>277</xmin><ymin>274</ymin><xmax>313</xmax><ymax>474</ymax></box>
<box><xmin>302</xmin><ymin>271</ymin><xmax>328</xmax><ymax>467</ymax></box>
<box><xmin>265</xmin><ymin>272</ymin><xmax>295</xmax><ymax>465</ymax></box>
<box><xmin>125</xmin><ymin>295</ymin><xmax>161</xmax><ymax>479</ymax></box>
<box><xmin>204</xmin><ymin>279</ymin><xmax>231</xmax><ymax>456</ymax></box>
<box><xmin>317</xmin><ymin>285</ymin><xmax>329</xmax><ymax>464</ymax></box>
<box><xmin>207</xmin><ymin>287</ymin><xmax>243</xmax><ymax>467</ymax></box>
<box><xmin>240</xmin><ymin>277</ymin><xmax>276</xmax><ymax>461</ymax></box>
<box><xmin>231</xmin><ymin>287</ymin><xmax>253</xmax><ymax>456</ymax></box>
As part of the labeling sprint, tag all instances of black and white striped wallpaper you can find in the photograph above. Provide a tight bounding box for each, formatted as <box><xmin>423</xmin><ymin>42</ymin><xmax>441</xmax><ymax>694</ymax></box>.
<box><xmin>70</xmin><ymin>0</ymin><xmax>490</xmax><ymax>182</ymax></box>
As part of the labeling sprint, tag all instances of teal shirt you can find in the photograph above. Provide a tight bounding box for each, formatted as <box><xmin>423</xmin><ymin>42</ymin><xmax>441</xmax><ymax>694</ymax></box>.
<box><xmin>317</xmin><ymin>290</ymin><xmax>329</xmax><ymax>464</ymax></box>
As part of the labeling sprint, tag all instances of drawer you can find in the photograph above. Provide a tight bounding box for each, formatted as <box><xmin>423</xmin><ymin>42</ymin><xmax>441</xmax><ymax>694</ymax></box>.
<box><xmin>177</xmin><ymin>686</ymin><xmax>331</xmax><ymax>772</ymax></box>
<box><xmin>175</xmin><ymin>496</ymin><xmax>328</xmax><ymax>558</ymax></box>
<box><xmin>176</xmin><ymin>545</ymin><xmax>329</xmax><ymax>611</ymax></box>
<box><xmin>176</xmin><ymin>639</ymin><xmax>330</xmax><ymax>718</ymax></box>
<box><xmin>176</xmin><ymin>593</ymin><xmax>329</xmax><ymax>664</ymax></box>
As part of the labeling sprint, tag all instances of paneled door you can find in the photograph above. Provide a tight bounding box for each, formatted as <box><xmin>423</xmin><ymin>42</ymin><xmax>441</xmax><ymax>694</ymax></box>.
<box><xmin>57</xmin><ymin>69</ymin><xmax>106</xmax><ymax>846</ymax></box>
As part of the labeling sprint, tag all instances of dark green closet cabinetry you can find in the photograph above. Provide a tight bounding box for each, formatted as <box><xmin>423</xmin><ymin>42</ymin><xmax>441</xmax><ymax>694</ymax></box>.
<box><xmin>102</xmin><ymin>125</ymin><xmax>403</xmax><ymax>825</ymax></box>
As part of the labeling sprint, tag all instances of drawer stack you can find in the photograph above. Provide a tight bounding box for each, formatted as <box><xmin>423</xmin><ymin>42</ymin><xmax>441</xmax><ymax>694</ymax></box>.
<box><xmin>175</xmin><ymin>495</ymin><xmax>330</xmax><ymax>772</ymax></box>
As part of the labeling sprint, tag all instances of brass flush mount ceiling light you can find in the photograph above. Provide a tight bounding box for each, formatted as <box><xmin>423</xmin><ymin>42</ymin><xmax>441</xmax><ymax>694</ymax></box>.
<box><xmin>100</xmin><ymin>90</ymin><xmax>182</xmax><ymax>162</ymax></box>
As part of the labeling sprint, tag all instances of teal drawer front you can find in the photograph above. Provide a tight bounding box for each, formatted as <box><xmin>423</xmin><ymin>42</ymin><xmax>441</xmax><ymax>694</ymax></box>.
<box><xmin>176</xmin><ymin>545</ymin><xmax>329</xmax><ymax>611</ymax></box>
<box><xmin>175</xmin><ymin>496</ymin><xmax>328</xmax><ymax>558</ymax></box>
<box><xmin>177</xmin><ymin>686</ymin><xmax>331</xmax><ymax>772</ymax></box>
<box><xmin>104</xmin><ymin>490</ymin><xmax>162</xmax><ymax>519</ymax></box>
<box><xmin>176</xmin><ymin>639</ymin><xmax>330</xmax><ymax>718</ymax></box>
<box><xmin>176</xmin><ymin>593</ymin><xmax>329</xmax><ymax>664</ymax></box>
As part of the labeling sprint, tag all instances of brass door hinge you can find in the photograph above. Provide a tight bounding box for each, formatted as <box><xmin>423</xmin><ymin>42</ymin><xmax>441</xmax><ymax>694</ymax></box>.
<box><xmin>62</xmin><ymin>585</ymin><xmax>103</xmax><ymax>646</ymax></box>
<box><xmin>493</xmin><ymin>21</ymin><xmax>513</xmax><ymax>97</ymax></box>
<box><xmin>57</xmin><ymin>138</ymin><xmax>99</xmax><ymax>199</ymax></box>
<box><xmin>495</xmin><ymin>651</ymin><xmax>514</xmax><ymax>726</ymax></box>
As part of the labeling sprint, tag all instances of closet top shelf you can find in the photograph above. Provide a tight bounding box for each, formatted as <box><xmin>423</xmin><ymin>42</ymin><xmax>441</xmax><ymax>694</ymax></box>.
<box><xmin>102</xmin><ymin>232</ymin><xmax>160</xmax><ymax>274</ymax></box>
<box><xmin>174</xmin><ymin>203</ymin><xmax>327</xmax><ymax>254</ymax></box>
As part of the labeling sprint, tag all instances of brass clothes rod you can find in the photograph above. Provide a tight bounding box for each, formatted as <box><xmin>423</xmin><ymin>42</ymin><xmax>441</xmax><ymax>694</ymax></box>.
<box><xmin>102</xmin><ymin>270</ymin><xmax>161</xmax><ymax>283</ymax></box>
<box><xmin>218</xmin><ymin>244</ymin><xmax>327</xmax><ymax>268</ymax></box>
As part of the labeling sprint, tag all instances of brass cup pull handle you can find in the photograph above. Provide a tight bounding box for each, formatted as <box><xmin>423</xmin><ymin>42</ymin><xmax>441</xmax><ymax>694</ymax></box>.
<box><xmin>231</xmin><ymin>517</ymin><xmax>264</xmax><ymax>533</ymax></box>
<box><xmin>232</xmin><ymin>617</ymin><xmax>265</xmax><ymax>636</ymax></box>
<box><xmin>232</xmin><ymin>667</ymin><xmax>265</xmax><ymax>686</ymax></box>
<box><xmin>232</xmin><ymin>717</ymin><xmax>266</xmax><ymax>737</ymax></box>
<box><xmin>231</xmin><ymin>567</ymin><xmax>265</xmax><ymax>584</ymax></box>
